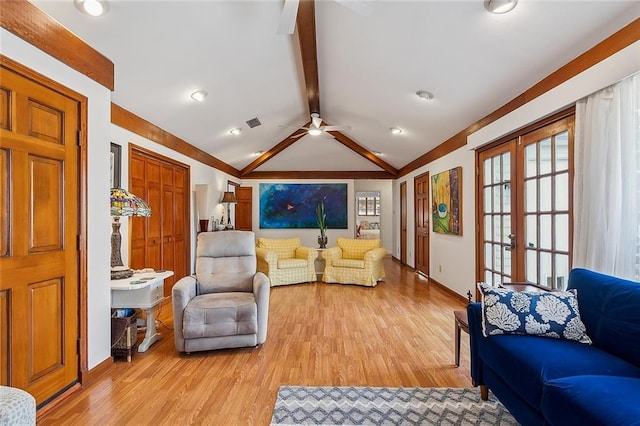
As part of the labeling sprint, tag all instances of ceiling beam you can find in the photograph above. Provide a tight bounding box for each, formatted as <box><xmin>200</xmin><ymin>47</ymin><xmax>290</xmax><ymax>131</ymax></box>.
<box><xmin>242</xmin><ymin>170</ymin><xmax>397</xmax><ymax>180</ymax></box>
<box><xmin>328</xmin><ymin>130</ymin><xmax>399</xmax><ymax>176</ymax></box>
<box><xmin>240</xmin><ymin>122</ymin><xmax>311</xmax><ymax>176</ymax></box>
<box><xmin>297</xmin><ymin>0</ymin><xmax>320</xmax><ymax>115</ymax></box>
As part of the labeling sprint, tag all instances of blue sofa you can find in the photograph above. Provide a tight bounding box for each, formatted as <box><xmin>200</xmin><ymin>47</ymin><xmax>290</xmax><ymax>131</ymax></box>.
<box><xmin>468</xmin><ymin>268</ymin><xmax>640</xmax><ymax>426</ymax></box>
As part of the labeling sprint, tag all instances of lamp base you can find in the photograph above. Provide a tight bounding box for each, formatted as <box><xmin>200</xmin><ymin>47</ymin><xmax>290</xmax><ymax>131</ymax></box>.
<box><xmin>111</xmin><ymin>267</ymin><xmax>133</xmax><ymax>280</ymax></box>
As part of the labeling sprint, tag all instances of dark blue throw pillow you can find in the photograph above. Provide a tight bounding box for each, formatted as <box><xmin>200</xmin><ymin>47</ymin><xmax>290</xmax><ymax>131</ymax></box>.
<box><xmin>478</xmin><ymin>283</ymin><xmax>592</xmax><ymax>344</ymax></box>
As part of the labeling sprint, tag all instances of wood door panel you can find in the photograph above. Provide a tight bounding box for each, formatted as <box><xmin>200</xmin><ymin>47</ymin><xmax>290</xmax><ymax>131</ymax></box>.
<box><xmin>0</xmin><ymin>148</ymin><xmax>8</xmax><ymax>257</ymax></box>
<box><xmin>0</xmin><ymin>61</ymin><xmax>80</xmax><ymax>405</ymax></box>
<box><xmin>415</xmin><ymin>173</ymin><xmax>430</xmax><ymax>276</ymax></box>
<box><xmin>29</xmin><ymin>156</ymin><xmax>62</xmax><ymax>253</ymax></box>
<box><xmin>400</xmin><ymin>182</ymin><xmax>407</xmax><ymax>265</ymax></box>
<box><xmin>235</xmin><ymin>186</ymin><xmax>252</xmax><ymax>231</ymax></box>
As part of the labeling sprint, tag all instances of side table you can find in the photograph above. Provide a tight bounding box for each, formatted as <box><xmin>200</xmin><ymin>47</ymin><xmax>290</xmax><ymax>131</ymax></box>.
<box><xmin>111</xmin><ymin>270</ymin><xmax>174</xmax><ymax>352</ymax></box>
<box><xmin>454</xmin><ymin>309</ymin><xmax>469</xmax><ymax>367</ymax></box>
<box><xmin>315</xmin><ymin>248</ymin><xmax>327</xmax><ymax>281</ymax></box>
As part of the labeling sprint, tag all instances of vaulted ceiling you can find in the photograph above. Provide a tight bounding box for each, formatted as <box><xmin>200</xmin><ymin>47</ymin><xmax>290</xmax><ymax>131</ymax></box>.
<box><xmin>31</xmin><ymin>0</ymin><xmax>639</xmax><ymax>179</ymax></box>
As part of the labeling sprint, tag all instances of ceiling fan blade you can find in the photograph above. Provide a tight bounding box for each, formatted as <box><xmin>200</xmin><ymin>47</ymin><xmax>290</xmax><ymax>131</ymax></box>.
<box><xmin>322</xmin><ymin>125</ymin><xmax>352</xmax><ymax>132</ymax></box>
<box><xmin>277</xmin><ymin>0</ymin><xmax>300</xmax><ymax>35</ymax></box>
<box><xmin>333</xmin><ymin>0</ymin><xmax>375</xmax><ymax>16</ymax></box>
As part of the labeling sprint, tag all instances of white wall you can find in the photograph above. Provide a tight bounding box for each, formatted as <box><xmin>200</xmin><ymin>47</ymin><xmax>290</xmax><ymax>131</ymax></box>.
<box><xmin>2</xmin><ymin>28</ymin><xmax>113</xmax><ymax>369</ymax></box>
<box><xmin>110</xmin><ymin>125</ymin><xmax>238</xmax><ymax>271</ymax></box>
<box><xmin>241</xmin><ymin>179</ymin><xmax>393</xmax><ymax>253</ymax></box>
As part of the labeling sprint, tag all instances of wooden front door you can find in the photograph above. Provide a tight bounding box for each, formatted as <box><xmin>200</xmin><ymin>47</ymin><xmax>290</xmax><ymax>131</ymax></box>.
<box><xmin>414</xmin><ymin>172</ymin><xmax>430</xmax><ymax>276</ymax></box>
<box><xmin>234</xmin><ymin>186</ymin><xmax>252</xmax><ymax>231</ymax></box>
<box><xmin>0</xmin><ymin>60</ymin><xmax>80</xmax><ymax>405</ymax></box>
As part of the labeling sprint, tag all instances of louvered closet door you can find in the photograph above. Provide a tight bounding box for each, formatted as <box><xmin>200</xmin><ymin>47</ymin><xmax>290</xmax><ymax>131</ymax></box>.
<box><xmin>0</xmin><ymin>62</ymin><xmax>80</xmax><ymax>405</ymax></box>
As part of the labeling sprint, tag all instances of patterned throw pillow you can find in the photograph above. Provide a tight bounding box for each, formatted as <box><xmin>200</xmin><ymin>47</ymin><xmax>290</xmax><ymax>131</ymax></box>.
<box><xmin>478</xmin><ymin>283</ymin><xmax>592</xmax><ymax>344</ymax></box>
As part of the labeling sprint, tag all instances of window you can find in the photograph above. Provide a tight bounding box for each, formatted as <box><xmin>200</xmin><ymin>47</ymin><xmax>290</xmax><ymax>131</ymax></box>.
<box><xmin>357</xmin><ymin>195</ymin><xmax>380</xmax><ymax>216</ymax></box>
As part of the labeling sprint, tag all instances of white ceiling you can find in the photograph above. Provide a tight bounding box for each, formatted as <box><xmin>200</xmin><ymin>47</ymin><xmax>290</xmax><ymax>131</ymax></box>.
<box><xmin>31</xmin><ymin>0</ymin><xmax>639</xmax><ymax>173</ymax></box>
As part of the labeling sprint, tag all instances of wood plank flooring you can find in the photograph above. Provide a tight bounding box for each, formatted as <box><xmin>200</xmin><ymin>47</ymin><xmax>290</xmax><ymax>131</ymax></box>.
<box><xmin>39</xmin><ymin>259</ymin><xmax>474</xmax><ymax>425</ymax></box>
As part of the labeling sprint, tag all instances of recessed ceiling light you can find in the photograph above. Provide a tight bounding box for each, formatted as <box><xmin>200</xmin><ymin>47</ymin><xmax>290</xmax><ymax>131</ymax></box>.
<box><xmin>229</xmin><ymin>128</ymin><xmax>242</xmax><ymax>135</ymax></box>
<box><xmin>74</xmin><ymin>0</ymin><xmax>108</xmax><ymax>16</ymax></box>
<box><xmin>308</xmin><ymin>128</ymin><xmax>322</xmax><ymax>136</ymax></box>
<box><xmin>252</xmin><ymin>151</ymin><xmax>264</xmax><ymax>156</ymax></box>
<box><xmin>373</xmin><ymin>151</ymin><xmax>383</xmax><ymax>156</ymax></box>
<box><xmin>484</xmin><ymin>0</ymin><xmax>517</xmax><ymax>14</ymax></box>
<box><xmin>416</xmin><ymin>90</ymin><xmax>434</xmax><ymax>101</ymax></box>
<box><xmin>390</xmin><ymin>127</ymin><xmax>403</xmax><ymax>135</ymax></box>
<box><xmin>190</xmin><ymin>90</ymin><xmax>208</xmax><ymax>102</ymax></box>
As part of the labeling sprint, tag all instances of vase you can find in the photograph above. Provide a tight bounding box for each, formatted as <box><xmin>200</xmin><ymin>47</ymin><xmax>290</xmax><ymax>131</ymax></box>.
<box><xmin>318</xmin><ymin>234</ymin><xmax>328</xmax><ymax>249</ymax></box>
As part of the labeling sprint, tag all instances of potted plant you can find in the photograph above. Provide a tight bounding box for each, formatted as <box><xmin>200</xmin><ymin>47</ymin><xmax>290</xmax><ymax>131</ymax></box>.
<box><xmin>316</xmin><ymin>197</ymin><xmax>328</xmax><ymax>248</ymax></box>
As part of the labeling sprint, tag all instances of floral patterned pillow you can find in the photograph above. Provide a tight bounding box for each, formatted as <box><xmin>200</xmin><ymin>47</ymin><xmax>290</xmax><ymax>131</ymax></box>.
<box><xmin>478</xmin><ymin>283</ymin><xmax>592</xmax><ymax>344</ymax></box>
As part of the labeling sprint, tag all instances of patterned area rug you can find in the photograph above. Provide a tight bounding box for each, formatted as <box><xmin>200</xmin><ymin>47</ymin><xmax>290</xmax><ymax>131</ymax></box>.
<box><xmin>271</xmin><ymin>386</ymin><xmax>518</xmax><ymax>425</ymax></box>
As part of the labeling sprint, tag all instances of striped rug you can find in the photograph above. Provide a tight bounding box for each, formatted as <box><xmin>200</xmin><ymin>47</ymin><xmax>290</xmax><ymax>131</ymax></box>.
<box><xmin>271</xmin><ymin>386</ymin><xmax>518</xmax><ymax>425</ymax></box>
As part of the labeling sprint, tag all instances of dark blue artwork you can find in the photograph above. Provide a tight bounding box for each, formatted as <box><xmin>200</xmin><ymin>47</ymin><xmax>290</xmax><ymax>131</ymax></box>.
<box><xmin>260</xmin><ymin>184</ymin><xmax>348</xmax><ymax>229</ymax></box>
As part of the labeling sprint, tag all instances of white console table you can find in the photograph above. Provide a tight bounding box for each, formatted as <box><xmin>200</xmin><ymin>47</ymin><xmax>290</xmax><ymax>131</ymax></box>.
<box><xmin>111</xmin><ymin>271</ymin><xmax>174</xmax><ymax>352</ymax></box>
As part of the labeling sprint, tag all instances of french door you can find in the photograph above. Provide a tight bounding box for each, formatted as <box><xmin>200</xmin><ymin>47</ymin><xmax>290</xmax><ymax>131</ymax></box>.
<box><xmin>478</xmin><ymin>115</ymin><xmax>574</xmax><ymax>291</ymax></box>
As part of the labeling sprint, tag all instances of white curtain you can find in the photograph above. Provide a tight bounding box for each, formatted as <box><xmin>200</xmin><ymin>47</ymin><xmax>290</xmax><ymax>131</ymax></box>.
<box><xmin>573</xmin><ymin>73</ymin><xmax>640</xmax><ymax>281</ymax></box>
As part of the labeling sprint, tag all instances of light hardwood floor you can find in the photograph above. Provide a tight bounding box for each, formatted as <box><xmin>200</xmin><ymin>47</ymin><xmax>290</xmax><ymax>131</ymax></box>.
<box><xmin>40</xmin><ymin>258</ymin><xmax>473</xmax><ymax>425</ymax></box>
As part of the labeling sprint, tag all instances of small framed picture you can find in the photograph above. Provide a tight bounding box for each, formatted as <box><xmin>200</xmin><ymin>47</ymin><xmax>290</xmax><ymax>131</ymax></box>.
<box><xmin>110</xmin><ymin>143</ymin><xmax>122</xmax><ymax>189</ymax></box>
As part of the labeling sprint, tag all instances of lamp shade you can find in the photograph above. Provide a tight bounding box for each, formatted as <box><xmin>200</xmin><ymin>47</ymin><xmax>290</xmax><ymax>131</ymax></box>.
<box><xmin>221</xmin><ymin>191</ymin><xmax>237</xmax><ymax>204</ymax></box>
<box><xmin>110</xmin><ymin>188</ymin><xmax>151</xmax><ymax>217</ymax></box>
<box><xmin>195</xmin><ymin>184</ymin><xmax>209</xmax><ymax>219</ymax></box>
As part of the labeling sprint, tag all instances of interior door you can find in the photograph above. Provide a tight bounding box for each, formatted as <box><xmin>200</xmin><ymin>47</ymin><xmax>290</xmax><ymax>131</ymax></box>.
<box><xmin>234</xmin><ymin>186</ymin><xmax>253</xmax><ymax>231</ymax></box>
<box><xmin>0</xmin><ymin>61</ymin><xmax>80</xmax><ymax>405</ymax></box>
<box><xmin>414</xmin><ymin>172</ymin><xmax>430</xmax><ymax>276</ymax></box>
<box><xmin>400</xmin><ymin>181</ymin><xmax>407</xmax><ymax>265</ymax></box>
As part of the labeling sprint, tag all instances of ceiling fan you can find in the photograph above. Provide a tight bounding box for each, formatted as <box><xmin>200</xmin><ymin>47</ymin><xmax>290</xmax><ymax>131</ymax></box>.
<box><xmin>277</xmin><ymin>0</ymin><xmax>374</xmax><ymax>34</ymax></box>
<box><xmin>282</xmin><ymin>113</ymin><xmax>352</xmax><ymax>138</ymax></box>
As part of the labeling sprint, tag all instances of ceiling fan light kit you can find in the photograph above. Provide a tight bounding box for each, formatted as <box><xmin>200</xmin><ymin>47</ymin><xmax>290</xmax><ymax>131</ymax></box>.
<box><xmin>74</xmin><ymin>0</ymin><xmax>108</xmax><ymax>16</ymax></box>
<box><xmin>308</xmin><ymin>128</ymin><xmax>322</xmax><ymax>136</ymax></box>
<box><xmin>484</xmin><ymin>0</ymin><xmax>518</xmax><ymax>14</ymax></box>
<box><xmin>190</xmin><ymin>90</ymin><xmax>208</xmax><ymax>102</ymax></box>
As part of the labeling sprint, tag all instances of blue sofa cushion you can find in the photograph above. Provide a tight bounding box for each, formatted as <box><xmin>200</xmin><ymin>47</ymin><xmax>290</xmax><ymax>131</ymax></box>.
<box><xmin>478</xmin><ymin>283</ymin><xmax>592</xmax><ymax>344</ymax></box>
<box><xmin>568</xmin><ymin>268</ymin><xmax>640</xmax><ymax>367</ymax></box>
<box><xmin>541</xmin><ymin>375</ymin><xmax>640</xmax><ymax>426</ymax></box>
<box><xmin>478</xmin><ymin>333</ymin><xmax>640</xmax><ymax>408</ymax></box>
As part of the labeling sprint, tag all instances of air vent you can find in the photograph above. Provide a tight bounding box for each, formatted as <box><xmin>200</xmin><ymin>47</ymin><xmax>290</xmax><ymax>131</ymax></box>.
<box><xmin>246</xmin><ymin>117</ymin><xmax>261</xmax><ymax>128</ymax></box>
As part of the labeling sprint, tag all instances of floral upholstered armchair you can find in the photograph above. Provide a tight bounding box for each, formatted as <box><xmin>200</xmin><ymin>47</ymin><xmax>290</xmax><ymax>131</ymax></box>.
<box><xmin>322</xmin><ymin>238</ymin><xmax>386</xmax><ymax>287</ymax></box>
<box><xmin>255</xmin><ymin>237</ymin><xmax>318</xmax><ymax>286</ymax></box>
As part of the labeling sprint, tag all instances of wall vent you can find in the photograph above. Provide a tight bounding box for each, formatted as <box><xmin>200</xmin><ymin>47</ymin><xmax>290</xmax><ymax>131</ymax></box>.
<box><xmin>246</xmin><ymin>117</ymin><xmax>261</xmax><ymax>128</ymax></box>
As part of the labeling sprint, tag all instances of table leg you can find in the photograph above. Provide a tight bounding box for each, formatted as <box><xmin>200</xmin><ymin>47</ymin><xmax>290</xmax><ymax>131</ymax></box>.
<box><xmin>455</xmin><ymin>321</ymin><xmax>461</xmax><ymax>367</ymax></box>
<box><xmin>138</xmin><ymin>307</ymin><xmax>162</xmax><ymax>352</ymax></box>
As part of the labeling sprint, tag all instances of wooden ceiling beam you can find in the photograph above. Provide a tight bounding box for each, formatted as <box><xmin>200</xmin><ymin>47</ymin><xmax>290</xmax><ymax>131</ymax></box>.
<box><xmin>297</xmin><ymin>0</ymin><xmax>320</xmax><ymax>115</ymax></box>
<box><xmin>242</xmin><ymin>170</ymin><xmax>396</xmax><ymax>180</ymax></box>
<box><xmin>328</xmin><ymin>130</ymin><xmax>399</xmax><ymax>176</ymax></box>
<box><xmin>240</xmin><ymin>122</ymin><xmax>311</xmax><ymax>176</ymax></box>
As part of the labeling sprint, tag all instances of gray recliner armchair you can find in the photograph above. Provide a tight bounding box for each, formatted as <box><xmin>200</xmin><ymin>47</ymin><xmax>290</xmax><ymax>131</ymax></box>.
<box><xmin>172</xmin><ymin>231</ymin><xmax>270</xmax><ymax>353</ymax></box>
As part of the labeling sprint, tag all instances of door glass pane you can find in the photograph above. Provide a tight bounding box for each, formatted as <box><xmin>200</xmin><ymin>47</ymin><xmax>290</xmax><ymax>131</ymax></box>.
<box><xmin>503</xmin><ymin>183</ymin><xmax>511</xmax><ymax>213</ymax></box>
<box><xmin>555</xmin><ymin>172</ymin><xmax>569</xmax><ymax>211</ymax></box>
<box><xmin>540</xmin><ymin>214</ymin><xmax>552</xmax><ymax>250</ymax></box>
<box><xmin>493</xmin><ymin>156</ymin><xmax>501</xmax><ymax>184</ymax></box>
<box><xmin>485</xmin><ymin>243</ymin><xmax>492</xmax><ymax>270</ymax></box>
<box><xmin>526</xmin><ymin>215</ymin><xmax>537</xmax><ymax>248</ymax></box>
<box><xmin>484</xmin><ymin>159</ymin><xmax>492</xmax><ymax>185</ymax></box>
<box><xmin>485</xmin><ymin>270</ymin><xmax>493</xmax><ymax>286</ymax></box>
<box><xmin>503</xmin><ymin>249</ymin><xmax>512</xmax><ymax>276</ymax></box>
<box><xmin>540</xmin><ymin>138</ymin><xmax>552</xmax><ymax>175</ymax></box>
<box><xmin>540</xmin><ymin>251</ymin><xmax>552</xmax><ymax>288</ymax></box>
<box><xmin>540</xmin><ymin>176</ymin><xmax>552</xmax><ymax>211</ymax></box>
<box><xmin>493</xmin><ymin>185</ymin><xmax>501</xmax><ymax>213</ymax></box>
<box><xmin>526</xmin><ymin>249</ymin><xmax>538</xmax><ymax>283</ymax></box>
<box><xmin>494</xmin><ymin>244</ymin><xmax>502</xmax><ymax>271</ymax></box>
<box><xmin>503</xmin><ymin>215</ymin><xmax>512</xmax><ymax>244</ymax></box>
<box><xmin>484</xmin><ymin>187</ymin><xmax>492</xmax><ymax>213</ymax></box>
<box><xmin>485</xmin><ymin>216</ymin><xmax>491</xmax><ymax>241</ymax></box>
<box><xmin>555</xmin><ymin>131</ymin><xmax>569</xmax><ymax>172</ymax></box>
<box><xmin>555</xmin><ymin>254</ymin><xmax>569</xmax><ymax>290</ymax></box>
<box><xmin>526</xmin><ymin>180</ymin><xmax>537</xmax><ymax>212</ymax></box>
<box><xmin>556</xmin><ymin>214</ymin><xmax>569</xmax><ymax>252</ymax></box>
<box><xmin>502</xmin><ymin>153</ymin><xmax>511</xmax><ymax>182</ymax></box>
<box><xmin>525</xmin><ymin>144</ymin><xmax>537</xmax><ymax>177</ymax></box>
<box><xmin>493</xmin><ymin>215</ymin><xmax>501</xmax><ymax>242</ymax></box>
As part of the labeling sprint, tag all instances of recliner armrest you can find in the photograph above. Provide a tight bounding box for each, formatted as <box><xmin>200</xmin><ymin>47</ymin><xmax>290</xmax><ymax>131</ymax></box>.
<box><xmin>172</xmin><ymin>275</ymin><xmax>197</xmax><ymax>352</ymax></box>
<box><xmin>467</xmin><ymin>302</ymin><xmax>484</xmax><ymax>386</ymax></box>
<box><xmin>253</xmin><ymin>272</ymin><xmax>270</xmax><ymax>344</ymax></box>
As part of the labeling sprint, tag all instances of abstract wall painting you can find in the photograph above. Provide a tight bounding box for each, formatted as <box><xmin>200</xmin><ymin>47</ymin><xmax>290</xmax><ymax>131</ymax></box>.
<box><xmin>431</xmin><ymin>167</ymin><xmax>462</xmax><ymax>235</ymax></box>
<box><xmin>259</xmin><ymin>183</ymin><xmax>348</xmax><ymax>229</ymax></box>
